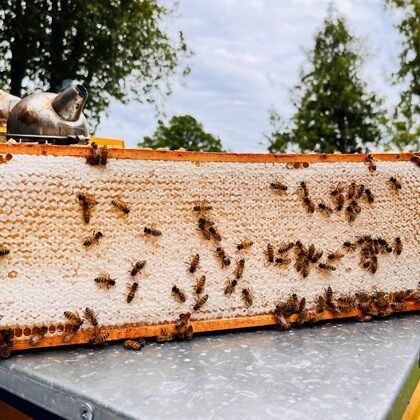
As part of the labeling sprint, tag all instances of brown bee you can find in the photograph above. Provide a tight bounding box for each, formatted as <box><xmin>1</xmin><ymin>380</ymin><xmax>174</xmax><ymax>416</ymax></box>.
<box><xmin>194</xmin><ymin>275</ymin><xmax>206</xmax><ymax>295</ymax></box>
<box><xmin>78</xmin><ymin>193</ymin><xmax>97</xmax><ymax>223</ymax></box>
<box><xmin>338</xmin><ymin>294</ymin><xmax>356</xmax><ymax>307</ymax></box>
<box><xmin>172</xmin><ymin>285</ymin><xmax>187</xmax><ymax>303</ymax></box>
<box><xmin>0</xmin><ymin>245</ymin><xmax>10</xmax><ymax>256</ymax></box>
<box><xmin>335</xmin><ymin>193</ymin><xmax>345</xmax><ymax>211</ymax></box>
<box><xmin>111</xmin><ymin>199</ymin><xmax>130</xmax><ymax>214</ymax></box>
<box><xmin>184</xmin><ymin>325</ymin><xmax>194</xmax><ymax>341</ymax></box>
<box><xmin>100</xmin><ymin>145</ymin><xmax>108</xmax><ymax>165</ymax></box>
<box><xmin>89</xmin><ymin>331</ymin><xmax>109</xmax><ymax>345</ymax></box>
<box><xmin>144</xmin><ymin>226</ymin><xmax>162</xmax><ymax>237</ymax></box>
<box><xmin>264</xmin><ymin>243</ymin><xmax>274</xmax><ymax>263</ymax></box>
<box><xmin>186</xmin><ymin>254</ymin><xmax>200</xmax><ymax>273</ymax></box>
<box><xmin>130</xmin><ymin>260</ymin><xmax>146</xmax><ymax>277</ymax></box>
<box><xmin>307</xmin><ymin>244</ymin><xmax>315</xmax><ymax>260</ymax></box>
<box><xmin>193</xmin><ymin>294</ymin><xmax>208</xmax><ymax>311</ymax></box>
<box><xmin>319</xmin><ymin>263</ymin><xmax>336</xmax><ymax>271</ymax></box>
<box><xmin>350</xmin><ymin>200</ymin><xmax>361</xmax><ymax>214</ymax></box>
<box><xmin>288</xmin><ymin>294</ymin><xmax>300</xmax><ymax>313</ymax></box>
<box><xmin>347</xmin><ymin>182</ymin><xmax>356</xmax><ymax>200</ymax></box>
<box><xmin>224</xmin><ymin>279</ymin><xmax>238</xmax><ymax>296</ymax></box>
<box><xmin>345</xmin><ymin>205</ymin><xmax>356</xmax><ymax>223</ymax></box>
<box><xmin>176</xmin><ymin>312</ymin><xmax>191</xmax><ymax>330</ymax></box>
<box><xmin>95</xmin><ymin>273</ymin><xmax>116</xmax><ymax>289</ymax></box>
<box><xmin>394</xmin><ymin>237</ymin><xmax>403</xmax><ymax>255</ymax></box>
<box><xmin>331</xmin><ymin>182</ymin><xmax>345</xmax><ymax>197</ymax></box>
<box><xmin>156</xmin><ymin>328</ymin><xmax>174</xmax><ymax>343</ymax></box>
<box><xmin>342</xmin><ymin>241</ymin><xmax>356</xmax><ymax>252</ymax></box>
<box><xmin>270</xmin><ymin>181</ymin><xmax>288</xmax><ymax>193</ymax></box>
<box><xmin>87</xmin><ymin>142</ymin><xmax>100</xmax><ymax>165</ymax></box>
<box><xmin>364</xmin><ymin>189</ymin><xmax>374</xmax><ymax>204</ymax></box>
<box><xmin>198</xmin><ymin>217</ymin><xmax>214</xmax><ymax>230</ymax></box>
<box><xmin>278</xmin><ymin>242</ymin><xmax>294</xmax><ymax>254</ymax></box>
<box><xmin>311</xmin><ymin>250</ymin><xmax>323</xmax><ymax>263</ymax></box>
<box><xmin>236</xmin><ymin>238</ymin><xmax>254</xmax><ymax>251</ymax></box>
<box><xmin>325</xmin><ymin>287</ymin><xmax>334</xmax><ymax>306</ymax></box>
<box><xmin>391</xmin><ymin>302</ymin><xmax>407</xmax><ymax>311</ymax></box>
<box><xmin>83</xmin><ymin>231</ymin><xmax>103</xmax><ymax>247</ymax></box>
<box><xmin>29</xmin><ymin>326</ymin><xmax>48</xmax><ymax>346</ymax></box>
<box><xmin>209</xmin><ymin>226</ymin><xmax>222</xmax><ymax>242</ymax></box>
<box><xmin>127</xmin><ymin>282</ymin><xmax>139</xmax><ymax>303</ymax></box>
<box><xmin>411</xmin><ymin>154</ymin><xmax>420</xmax><ymax>166</ymax></box>
<box><xmin>124</xmin><ymin>339</ymin><xmax>145</xmax><ymax>351</ymax></box>
<box><xmin>276</xmin><ymin>312</ymin><xmax>291</xmax><ymax>330</ymax></box>
<box><xmin>365</xmin><ymin>154</ymin><xmax>377</xmax><ymax>172</ymax></box>
<box><xmin>84</xmin><ymin>307</ymin><xmax>99</xmax><ymax>328</ymax></box>
<box><xmin>318</xmin><ymin>200</ymin><xmax>333</xmax><ymax>216</ymax></box>
<box><xmin>356</xmin><ymin>314</ymin><xmax>373</xmax><ymax>322</ymax></box>
<box><xmin>64</xmin><ymin>311</ymin><xmax>83</xmax><ymax>333</ymax></box>
<box><xmin>241</xmin><ymin>288</ymin><xmax>254</xmax><ymax>308</ymax></box>
<box><xmin>193</xmin><ymin>200</ymin><xmax>212</xmax><ymax>214</ymax></box>
<box><xmin>275</xmin><ymin>257</ymin><xmax>291</xmax><ymax>266</ymax></box>
<box><xmin>327</xmin><ymin>251</ymin><xmax>344</xmax><ymax>262</ymax></box>
<box><xmin>302</xmin><ymin>258</ymin><xmax>310</xmax><ymax>278</ymax></box>
<box><xmin>303</xmin><ymin>196</ymin><xmax>315</xmax><ymax>213</ymax></box>
<box><xmin>197</xmin><ymin>225</ymin><xmax>212</xmax><ymax>240</ymax></box>
<box><xmin>355</xmin><ymin>184</ymin><xmax>365</xmax><ymax>199</ymax></box>
<box><xmin>370</xmin><ymin>255</ymin><xmax>378</xmax><ymax>274</ymax></box>
<box><xmin>294</xmin><ymin>240</ymin><xmax>306</xmax><ymax>255</ymax></box>
<box><xmin>297</xmin><ymin>181</ymin><xmax>309</xmax><ymax>197</ymax></box>
<box><xmin>390</xmin><ymin>290</ymin><xmax>413</xmax><ymax>302</ymax></box>
<box><xmin>214</xmin><ymin>246</ymin><xmax>231</xmax><ymax>268</ymax></box>
<box><xmin>316</xmin><ymin>296</ymin><xmax>326</xmax><ymax>313</ymax></box>
<box><xmin>234</xmin><ymin>259</ymin><xmax>245</xmax><ymax>279</ymax></box>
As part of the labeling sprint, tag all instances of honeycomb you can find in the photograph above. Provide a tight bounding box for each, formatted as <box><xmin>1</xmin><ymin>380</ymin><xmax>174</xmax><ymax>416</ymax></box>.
<box><xmin>0</xmin><ymin>154</ymin><xmax>418</xmax><ymax>344</ymax></box>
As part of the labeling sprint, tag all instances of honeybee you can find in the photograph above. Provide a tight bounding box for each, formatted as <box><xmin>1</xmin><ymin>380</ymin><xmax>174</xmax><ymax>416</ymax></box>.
<box><xmin>365</xmin><ymin>154</ymin><xmax>377</xmax><ymax>172</ymax></box>
<box><xmin>346</xmin><ymin>182</ymin><xmax>356</xmax><ymax>200</ymax></box>
<box><xmin>0</xmin><ymin>245</ymin><xmax>10</xmax><ymax>256</ymax></box>
<box><xmin>318</xmin><ymin>200</ymin><xmax>333</xmax><ymax>216</ymax></box>
<box><xmin>297</xmin><ymin>181</ymin><xmax>309</xmax><ymax>197</ymax></box>
<box><xmin>331</xmin><ymin>182</ymin><xmax>345</xmax><ymax>197</ymax></box>
<box><xmin>186</xmin><ymin>254</ymin><xmax>200</xmax><ymax>273</ymax></box>
<box><xmin>325</xmin><ymin>287</ymin><xmax>333</xmax><ymax>306</ymax></box>
<box><xmin>83</xmin><ymin>231</ymin><xmax>103</xmax><ymax>247</ymax></box>
<box><xmin>127</xmin><ymin>282</ymin><xmax>139</xmax><ymax>303</ymax></box>
<box><xmin>100</xmin><ymin>145</ymin><xmax>108</xmax><ymax>165</ymax></box>
<box><xmin>390</xmin><ymin>290</ymin><xmax>413</xmax><ymax>302</ymax></box>
<box><xmin>224</xmin><ymin>279</ymin><xmax>238</xmax><ymax>296</ymax></box>
<box><xmin>319</xmin><ymin>263</ymin><xmax>336</xmax><ymax>271</ymax></box>
<box><xmin>316</xmin><ymin>295</ymin><xmax>325</xmax><ymax>313</ymax></box>
<box><xmin>298</xmin><ymin>297</ymin><xmax>306</xmax><ymax>313</ymax></box>
<box><xmin>342</xmin><ymin>241</ymin><xmax>356</xmax><ymax>252</ymax></box>
<box><xmin>130</xmin><ymin>260</ymin><xmax>146</xmax><ymax>277</ymax></box>
<box><xmin>307</xmin><ymin>244</ymin><xmax>315</xmax><ymax>260</ymax></box>
<box><xmin>390</xmin><ymin>302</ymin><xmax>407</xmax><ymax>311</ymax></box>
<box><xmin>241</xmin><ymin>288</ymin><xmax>254</xmax><ymax>308</ymax></box>
<box><xmin>350</xmin><ymin>200</ymin><xmax>361</xmax><ymax>214</ymax></box>
<box><xmin>29</xmin><ymin>326</ymin><xmax>48</xmax><ymax>346</ymax></box>
<box><xmin>198</xmin><ymin>217</ymin><xmax>214</xmax><ymax>230</ymax></box>
<box><xmin>288</xmin><ymin>294</ymin><xmax>300</xmax><ymax>313</ymax></box>
<box><xmin>236</xmin><ymin>238</ymin><xmax>254</xmax><ymax>251</ymax></box>
<box><xmin>294</xmin><ymin>240</ymin><xmax>306</xmax><ymax>255</ymax></box>
<box><xmin>356</xmin><ymin>314</ymin><xmax>373</xmax><ymax>322</ymax></box>
<box><xmin>364</xmin><ymin>189</ymin><xmax>374</xmax><ymax>204</ymax></box>
<box><xmin>338</xmin><ymin>294</ymin><xmax>356</xmax><ymax>307</ymax></box>
<box><xmin>303</xmin><ymin>196</ymin><xmax>315</xmax><ymax>213</ymax></box>
<box><xmin>275</xmin><ymin>257</ymin><xmax>291</xmax><ymax>266</ymax></box>
<box><xmin>111</xmin><ymin>199</ymin><xmax>130</xmax><ymax>214</ymax></box>
<box><xmin>335</xmin><ymin>193</ymin><xmax>345</xmax><ymax>211</ymax></box>
<box><xmin>87</xmin><ymin>142</ymin><xmax>100</xmax><ymax>165</ymax></box>
<box><xmin>302</xmin><ymin>258</ymin><xmax>310</xmax><ymax>278</ymax></box>
<box><xmin>89</xmin><ymin>331</ymin><xmax>109</xmax><ymax>345</ymax></box>
<box><xmin>311</xmin><ymin>250</ymin><xmax>323</xmax><ymax>263</ymax></box>
<box><xmin>327</xmin><ymin>251</ymin><xmax>344</xmax><ymax>262</ymax></box>
<box><xmin>355</xmin><ymin>184</ymin><xmax>365</xmax><ymax>199</ymax></box>
<box><xmin>95</xmin><ymin>273</ymin><xmax>116</xmax><ymax>289</ymax></box>
<box><xmin>276</xmin><ymin>313</ymin><xmax>291</xmax><ymax>330</ymax></box>
<box><xmin>176</xmin><ymin>312</ymin><xmax>191</xmax><ymax>330</ymax></box>
<box><xmin>124</xmin><ymin>339</ymin><xmax>145</xmax><ymax>351</ymax></box>
<box><xmin>394</xmin><ymin>237</ymin><xmax>403</xmax><ymax>255</ymax></box>
<box><xmin>270</xmin><ymin>181</ymin><xmax>288</xmax><ymax>193</ymax></box>
<box><xmin>264</xmin><ymin>244</ymin><xmax>274</xmax><ymax>263</ymax></box>
<box><xmin>278</xmin><ymin>242</ymin><xmax>294</xmax><ymax>254</ymax></box>
<box><xmin>234</xmin><ymin>259</ymin><xmax>245</xmax><ymax>279</ymax></box>
<box><xmin>193</xmin><ymin>200</ymin><xmax>212</xmax><ymax>214</ymax></box>
<box><xmin>345</xmin><ymin>205</ymin><xmax>356</xmax><ymax>223</ymax></box>
<box><xmin>172</xmin><ymin>285</ymin><xmax>187</xmax><ymax>303</ymax></box>
<box><xmin>197</xmin><ymin>225</ymin><xmax>212</xmax><ymax>240</ymax></box>
<box><xmin>193</xmin><ymin>294</ymin><xmax>208</xmax><ymax>311</ymax></box>
<box><xmin>78</xmin><ymin>193</ymin><xmax>97</xmax><ymax>224</ymax></box>
<box><xmin>411</xmin><ymin>154</ymin><xmax>420</xmax><ymax>166</ymax></box>
<box><xmin>209</xmin><ymin>226</ymin><xmax>222</xmax><ymax>242</ymax></box>
<box><xmin>144</xmin><ymin>226</ymin><xmax>162</xmax><ymax>237</ymax></box>
<box><xmin>194</xmin><ymin>275</ymin><xmax>206</xmax><ymax>295</ymax></box>
<box><xmin>156</xmin><ymin>328</ymin><xmax>174</xmax><ymax>343</ymax></box>
<box><xmin>214</xmin><ymin>246</ymin><xmax>231</xmax><ymax>268</ymax></box>
<box><xmin>184</xmin><ymin>325</ymin><xmax>194</xmax><ymax>341</ymax></box>
<box><xmin>0</xmin><ymin>347</ymin><xmax>12</xmax><ymax>359</ymax></box>
<box><xmin>84</xmin><ymin>307</ymin><xmax>99</xmax><ymax>328</ymax></box>
<box><xmin>64</xmin><ymin>311</ymin><xmax>84</xmax><ymax>332</ymax></box>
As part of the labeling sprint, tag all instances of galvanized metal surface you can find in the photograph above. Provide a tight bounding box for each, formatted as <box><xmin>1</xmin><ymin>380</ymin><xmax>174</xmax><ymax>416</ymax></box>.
<box><xmin>0</xmin><ymin>315</ymin><xmax>419</xmax><ymax>420</ymax></box>
<box><xmin>7</xmin><ymin>84</ymin><xmax>88</xmax><ymax>138</ymax></box>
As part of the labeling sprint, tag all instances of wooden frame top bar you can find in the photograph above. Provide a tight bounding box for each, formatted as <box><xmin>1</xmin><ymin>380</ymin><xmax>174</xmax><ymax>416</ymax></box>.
<box><xmin>0</xmin><ymin>143</ymin><xmax>415</xmax><ymax>163</ymax></box>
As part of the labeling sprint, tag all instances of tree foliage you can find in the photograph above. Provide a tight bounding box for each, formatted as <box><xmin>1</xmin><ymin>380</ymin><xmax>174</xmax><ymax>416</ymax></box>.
<box><xmin>267</xmin><ymin>8</ymin><xmax>385</xmax><ymax>154</ymax></box>
<box><xmin>0</xmin><ymin>0</ymin><xmax>190</xmax><ymax>128</ymax></box>
<box><xmin>138</xmin><ymin>115</ymin><xmax>224</xmax><ymax>152</ymax></box>
<box><xmin>385</xmin><ymin>0</ymin><xmax>420</xmax><ymax>150</ymax></box>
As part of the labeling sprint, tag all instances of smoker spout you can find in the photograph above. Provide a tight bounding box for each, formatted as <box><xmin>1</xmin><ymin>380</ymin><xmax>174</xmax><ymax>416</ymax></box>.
<box><xmin>52</xmin><ymin>83</ymin><xmax>88</xmax><ymax>122</ymax></box>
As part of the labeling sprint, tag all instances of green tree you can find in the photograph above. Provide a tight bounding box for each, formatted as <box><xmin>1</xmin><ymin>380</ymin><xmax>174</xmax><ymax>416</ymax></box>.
<box><xmin>385</xmin><ymin>0</ymin><xmax>420</xmax><ymax>150</ymax></box>
<box><xmin>138</xmin><ymin>115</ymin><xmax>224</xmax><ymax>152</ymax></box>
<box><xmin>0</xmin><ymin>0</ymin><xmax>190</xmax><ymax>128</ymax></box>
<box><xmin>267</xmin><ymin>8</ymin><xmax>386</xmax><ymax>154</ymax></box>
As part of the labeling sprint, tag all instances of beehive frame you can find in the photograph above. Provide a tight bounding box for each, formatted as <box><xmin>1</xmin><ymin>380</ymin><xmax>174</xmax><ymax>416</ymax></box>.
<box><xmin>0</xmin><ymin>144</ymin><xmax>418</xmax><ymax>352</ymax></box>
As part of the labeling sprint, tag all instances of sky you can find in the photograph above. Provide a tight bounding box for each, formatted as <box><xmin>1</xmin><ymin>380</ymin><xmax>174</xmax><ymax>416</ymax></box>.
<box><xmin>95</xmin><ymin>0</ymin><xmax>403</xmax><ymax>152</ymax></box>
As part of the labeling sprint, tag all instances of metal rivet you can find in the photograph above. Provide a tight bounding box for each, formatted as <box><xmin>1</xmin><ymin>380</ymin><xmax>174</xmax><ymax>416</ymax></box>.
<box><xmin>80</xmin><ymin>402</ymin><xmax>94</xmax><ymax>420</ymax></box>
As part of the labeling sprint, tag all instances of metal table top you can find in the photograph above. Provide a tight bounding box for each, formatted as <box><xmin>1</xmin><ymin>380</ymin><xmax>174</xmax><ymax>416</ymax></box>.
<box><xmin>1</xmin><ymin>314</ymin><xmax>419</xmax><ymax>420</ymax></box>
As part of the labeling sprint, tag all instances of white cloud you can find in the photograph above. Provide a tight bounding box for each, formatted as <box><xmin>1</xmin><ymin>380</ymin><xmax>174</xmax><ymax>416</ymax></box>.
<box><xmin>95</xmin><ymin>0</ymin><xmax>403</xmax><ymax>152</ymax></box>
